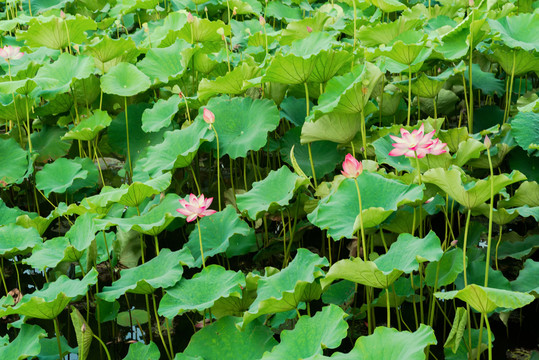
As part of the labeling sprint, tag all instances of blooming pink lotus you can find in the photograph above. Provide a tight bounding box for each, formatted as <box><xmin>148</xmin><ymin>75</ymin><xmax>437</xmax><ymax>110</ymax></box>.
<box><xmin>341</xmin><ymin>153</ymin><xmax>363</xmax><ymax>178</ymax></box>
<box><xmin>177</xmin><ymin>194</ymin><xmax>216</xmax><ymax>222</ymax></box>
<box><xmin>427</xmin><ymin>138</ymin><xmax>448</xmax><ymax>155</ymax></box>
<box><xmin>203</xmin><ymin>108</ymin><xmax>215</xmax><ymax>127</ymax></box>
<box><xmin>0</xmin><ymin>46</ymin><xmax>24</xmax><ymax>61</ymax></box>
<box><xmin>389</xmin><ymin>124</ymin><xmax>443</xmax><ymax>158</ymax></box>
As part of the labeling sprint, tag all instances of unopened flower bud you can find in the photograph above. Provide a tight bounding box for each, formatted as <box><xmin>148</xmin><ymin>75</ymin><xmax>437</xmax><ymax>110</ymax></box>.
<box><xmin>60</xmin><ymin>10</ymin><xmax>66</xmax><ymax>19</ymax></box>
<box><xmin>142</xmin><ymin>23</ymin><xmax>149</xmax><ymax>33</ymax></box>
<box><xmin>484</xmin><ymin>135</ymin><xmax>491</xmax><ymax>149</ymax></box>
<box><xmin>232</xmin><ymin>7</ymin><xmax>237</xmax><ymax>16</ymax></box>
<box><xmin>187</xmin><ymin>12</ymin><xmax>194</xmax><ymax>23</ymax></box>
<box><xmin>259</xmin><ymin>15</ymin><xmax>266</xmax><ymax>26</ymax></box>
<box><xmin>306</xmin><ymin>26</ymin><xmax>312</xmax><ymax>33</ymax></box>
<box><xmin>451</xmin><ymin>240</ymin><xmax>458</xmax><ymax>247</ymax></box>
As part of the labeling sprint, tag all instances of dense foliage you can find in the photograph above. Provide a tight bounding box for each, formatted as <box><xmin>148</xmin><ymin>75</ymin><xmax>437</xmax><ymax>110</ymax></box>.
<box><xmin>0</xmin><ymin>0</ymin><xmax>538</xmax><ymax>359</ymax></box>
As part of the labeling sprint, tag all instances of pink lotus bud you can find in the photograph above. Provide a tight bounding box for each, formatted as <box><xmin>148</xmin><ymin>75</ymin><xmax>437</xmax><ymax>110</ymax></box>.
<box><xmin>203</xmin><ymin>108</ymin><xmax>215</xmax><ymax>125</ymax></box>
<box><xmin>469</xmin><ymin>0</ymin><xmax>474</xmax><ymax>6</ymax></box>
<box><xmin>484</xmin><ymin>135</ymin><xmax>491</xmax><ymax>149</ymax></box>
<box><xmin>60</xmin><ymin>10</ymin><xmax>66</xmax><ymax>19</ymax></box>
<box><xmin>81</xmin><ymin>323</ymin><xmax>86</xmax><ymax>333</ymax></box>
<box><xmin>451</xmin><ymin>240</ymin><xmax>458</xmax><ymax>247</ymax></box>
<box><xmin>306</xmin><ymin>26</ymin><xmax>312</xmax><ymax>33</ymax></box>
<box><xmin>259</xmin><ymin>16</ymin><xmax>266</xmax><ymax>26</ymax></box>
<box><xmin>187</xmin><ymin>12</ymin><xmax>194</xmax><ymax>23</ymax></box>
<box><xmin>178</xmin><ymin>92</ymin><xmax>184</xmax><ymax>99</ymax></box>
<box><xmin>232</xmin><ymin>7</ymin><xmax>237</xmax><ymax>16</ymax></box>
<box><xmin>341</xmin><ymin>153</ymin><xmax>363</xmax><ymax>178</ymax></box>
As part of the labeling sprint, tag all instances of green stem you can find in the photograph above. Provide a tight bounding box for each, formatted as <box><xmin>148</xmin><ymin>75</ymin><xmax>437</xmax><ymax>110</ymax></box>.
<box><xmin>92</xmin><ymin>333</ymin><xmax>112</xmax><ymax>360</ymax></box>
<box><xmin>360</xmin><ymin>109</ymin><xmax>367</xmax><ymax>158</ymax></box>
<box><xmin>503</xmin><ymin>50</ymin><xmax>516</xmax><ymax>124</ymax></box>
<box><xmin>124</xmin><ymin>97</ymin><xmax>133</xmax><ymax>183</ymax></box>
<box><xmin>197</xmin><ymin>219</ymin><xmax>205</xmax><ymax>268</ymax></box>
<box><xmin>53</xmin><ymin>317</ymin><xmax>63</xmax><ymax>360</ymax></box>
<box><xmin>0</xmin><ymin>258</ymin><xmax>8</xmax><ymax>295</ymax></box>
<box><xmin>353</xmin><ymin>179</ymin><xmax>367</xmax><ymax>261</ymax></box>
<box><xmin>484</xmin><ymin>146</ymin><xmax>494</xmax><ymax>287</ymax></box>
<box><xmin>468</xmin><ymin>12</ymin><xmax>474</xmax><ymax>133</ymax></box>
<box><xmin>189</xmin><ymin>165</ymin><xmax>201</xmax><ymax>195</ymax></box>
<box><xmin>152</xmin><ymin>293</ymin><xmax>172</xmax><ymax>360</ymax></box>
<box><xmin>352</xmin><ymin>0</ymin><xmax>357</xmax><ymax>56</ymax></box>
<box><xmin>407</xmin><ymin>64</ymin><xmax>412</xmax><ymax>126</ymax></box>
<box><xmin>211</xmin><ymin>124</ymin><xmax>221</xmax><ymax>211</ymax></box>
<box><xmin>385</xmin><ymin>287</ymin><xmax>391</xmax><ymax>327</ymax></box>
<box><xmin>304</xmin><ymin>82</ymin><xmax>318</xmax><ymax>187</ymax></box>
<box><xmin>484</xmin><ymin>314</ymin><xmax>493</xmax><ymax>360</ymax></box>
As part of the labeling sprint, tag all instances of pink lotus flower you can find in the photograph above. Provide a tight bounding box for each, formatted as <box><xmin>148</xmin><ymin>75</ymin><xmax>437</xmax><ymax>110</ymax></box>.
<box><xmin>259</xmin><ymin>16</ymin><xmax>266</xmax><ymax>26</ymax></box>
<box><xmin>484</xmin><ymin>135</ymin><xmax>491</xmax><ymax>149</ymax></box>
<box><xmin>0</xmin><ymin>46</ymin><xmax>24</xmax><ymax>61</ymax></box>
<box><xmin>203</xmin><ymin>108</ymin><xmax>215</xmax><ymax>126</ymax></box>
<box><xmin>341</xmin><ymin>153</ymin><xmax>363</xmax><ymax>178</ymax></box>
<box><xmin>187</xmin><ymin>12</ymin><xmax>194</xmax><ymax>23</ymax></box>
<box><xmin>427</xmin><ymin>138</ymin><xmax>448</xmax><ymax>155</ymax></box>
<box><xmin>177</xmin><ymin>194</ymin><xmax>216</xmax><ymax>222</ymax></box>
<box><xmin>306</xmin><ymin>26</ymin><xmax>313</xmax><ymax>33</ymax></box>
<box><xmin>389</xmin><ymin>124</ymin><xmax>436</xmax><ymax>158</ymax></box>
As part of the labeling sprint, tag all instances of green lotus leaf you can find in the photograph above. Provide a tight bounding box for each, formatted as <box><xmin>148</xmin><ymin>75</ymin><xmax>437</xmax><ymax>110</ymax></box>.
<box><xmin>23</xmin><ymin>236</ymin><xmax>69</xmax><ymax>270</ymax></box>
<box><xmin>422</xmin><ymin>168</ymin><xmax>526</xmax><ymax>209</ymax></box>
<box><xmin>135</xmin><ymin>117</ymin><xmax>214</xmax><ymax>178</ymax></box>
<box><xmin>261</xmin><ymin>304</ymin><xmax>348</xmax><ymax>360</ymax></box>
<box><xmin>435</xmin><ymin>284</ymin><xmax>534</xmax><ymax>314</ymax></box>
<box><xmin>394</xmin><ymin>70</ymin><xmax>455</xmax><ymax>99</ymax></box>
<box><xmin>499</xmin><ymin>181</ymin><xmax>539</xmax><ymax>208</ymax></box>
<box><xmin>358</xmin><ymin>17</ymin><xmax>421</xmax><ymax>48</ymax></box>
<box><xmin>301</xmin><ymin>113</ymin><xmax>363</xmax><ymax>144</ymax></box>
<box><xmin>323</xmin><ymin>256</ymin><xmax>402</xmax><ymax>290</ymax></box>
<box><xmin>201</xmin><ymin>96</ymin><xmax>280</xmax><ymax>159</ymax></box>
<box><xmin>65</xmin><ymin>212</ymin><xmax>99</xmax><ymax>253</ymax></box>
<box><xmin>100</xmin><ymin>62</ymin><xmax>151</xmax><ymax>97</ymax></box>
<box><xmin>455</xmin><ymin>261</ymin><xmax>511</xmax><ymax>291</ymax></box>
<box><xmin>62</xmin><ymin>110</ymin><xmax>112</xmax><ymax>141</ymax></box>
<box><xmin>366</xmin><ymin>0</ymin><xmax>406</xmax><ymax>12</ymax></box>
<box><xmin>308</xmin><ymin>173</ymin><xmax>424</xmax><ymax>239</ymax></box>
<box><xmin>512</xmin><ymin>259</ymin><xmax>539</xmax><ymax>296</ymax></box>
<box><xmin>511</xmin><ymin>112</ymin><xmax>539</xmax><ymax>156</ymax></box>
<box><xmin>453</xmin><ymin>138</ymin><xmax>485</xmax><ymax>167</ymax></box>
<box><xmin>197</xmin><ymin>62</ymin><xmax>261</xmax><ymax>100</ymax></box>
<box><xmin>84</xmin><ymin>36</ymin><xmax>140</xmax><ymax>74</ymax></box>
<box><xmin>464</xmin><ymin>64</ymin><xmax>505</xmax><ymax>96</ymax></box>
<box><xmin>124</xmin><ymin>342</ymin><xmax>160</xmax><ymax>360</ymax></box>
<box><xmin>375</xmin><ymin>30</ymin><xmax>430</xmax><ymax>66</ymax></box>
<box><xmin>116</xmin><ymin>309</ymin><xmax>149</xmax><ymax>327</ymax></box>
<box><xmin>38</xmin><ymin>336</ymin><xmax>75</xmax><ymax>360</ymax></box>
<box><xmin>266</xmin><ymin>1</ymin><xmax>302</xmax><ymax>20</ymax></box>
<box><xmin>118</xmin><ymin>172</ymin><xmax>172</xmax><ymax>208</ymax></box>
<box><xmin>280</xmin><ymin>127</ymin><xmax>345</xmax><ymax>178</ymax></box>
<box><xmin>0</xmin><ymin>223</ymin><xmax>42</xmax><ymax>257</ymax></box>
<box><xmin>0</xmin><ymin>199</ymin><xmax>30</xmax><ymax>226</ymax></box>
<box><xmin>184</xmin><ymin>205</ymin><xmax>253</xmax><ymax>267</ymax></box>
<box><xmin>488</xmin><ymin>13</ymin><xmax>539</xmax><ymax>51</ymax></box>
<box><xmin>109</xmin><ymin>0</ymin><xmax>159</xmax><ymax>15</ymax></box>
<box><xmin>425</xmin><ymin>247</ymin><xmax>465</xmax><ymax>287</ymax></box>
<box><xmin>97</xmin><ymin>248</ymin><xmax>184</xmax><ymax>302</ymax></box>
<box><xmin>178</xmin><ymin>17</ymin><xmax>230</xmax><ymax>44</ymax></box>
<box><xmin>31</xmin><ymin>126</ymin><xmax>72</xmax><ymax>163</ymax></box>
<box><xmin>0</xmin><ymin>137</ymin><xmax>31</xmax><ymax>185</ymax></box>
<box><xmin>280</xmin><ymin>96</ymin><xmax>311</xmax><ymax>127</ymax></box>
<box><xmin>243</xmin><ymin>249</ymin><xmax>328</xmax><ymax>326</ymax></box>
<box><xmin>0</xmin><ymin>268</ymin><xmax>98</xmax><ymax>319</ymax></box>
<box><xmin>471</xmin><ymin>204</ymin><xmax>522</xmax><ymax>225</ymax></box>
<box><xmin>279</xmin><ymin>12</ymin><xmax>330</xmax><ymax>46</ymax></box>
<box><xmin>263</xmin><ymin>52</ymin><xmax>316</xmax><ymax>84</ymax></box>
<box><xmin>179</xmin><ymin>317</ymin><xmax>277</xmax><ymax>360</ymax></box>
<box><xmin>0</xmin><ymin>324</ymin><xmax>46</xmax><ymax>360</ymax></box>
<box><xmin>136</xmin><ymin>39</ymin><xmax>192</xmax><ymax>84</ymax></box>
<box><xmin>141</xmin><ymin>95</ymin><xmax>181</xmax><ymax>133</ymax></box>
<box><xmin>326</xmin><ymin>324</ymin><xmax>436</xmax><ymax>360</ymax></box>
<box><xmin>159</xmin><ymin>265</ymin><xmax>244</xmax><ymax>318</ymax></box>
<box><xmin>375</xmin><ymin>231</ymin><xmax>443</xmax><ymax>274</ymax></box>
<box><xmin>496</xmin><ymin>234</ymin><xmax>539</xmax><ymax>260</ymax></box>
<box><xmin>35</xmin><ymin>158</ymin><xmax>87</xmax><ymax>197</ymax></box>
<box><xmin>236</xmin><ymin>166</ymin><xmax>309</xmax><ymax>220</ymax></box>
<box><xmin>22</xmin><ymin>0</ymin><xmax>74</xmax><ymax>14</ymax></box>
<box><xmin>488</xmin><ymin>44</ymin><xmax>539</xmax><ymax>76</ymax></box>
<box><xmin>309</xmin><ymin>62</ymin><xmax>383</xmax><ymax>120</ymax></box>
<box><xmin>34</xmin><ymin>53</ymin><xmax>95</xmax><ymax>97</ymax></box>
<box><xmin>96</xmin><ymin>193</ymin><xmax>187</xmax><ymax>236</ymax></box>
<box><xmin>16</xmin><ymin>15</ymin><xmax>97</xmax><ymax>50</ymax></box>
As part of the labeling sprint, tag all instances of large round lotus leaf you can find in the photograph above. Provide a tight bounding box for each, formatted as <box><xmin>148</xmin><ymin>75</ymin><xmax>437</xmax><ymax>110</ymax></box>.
<box><xmin>308</xmin><ymin>50</ymin><xmax>353</xmax><ymax>84</ymax></box>
<box><xmin>464</xmin><ymin>64</ymin><xmax>505</xmax><ymax>96</ymax></box>
<box><xmin>37</xmin><ymin>335</ymin><xmax>75</xmax><ymax>360</ymax></box>
<box><xmin>263</xmin><ymin>53</ymin><xmax>316</xmax><ymax>84</ymax></box>
<box><xmin>327</xmin><ymin>324</ymin><xmax>436</xmax><ymax>360</ymax></box>
<box><xmin>200</xmin><ymin>96</ymin><xmax>280</xmax><ymax>159</ymax></box>
<box><xmin>496</xmin><ymin>234</ymin><xmax>539</xmax><ymax>260</ymax></box>
<box><xmin>0</xmin><ymin>223</ymin><xmax>42</xmax><ymax>257</ymax></box>
<box><xmin>34</xmin><ymin>53</ymin><xmax>95</xmax><ymax>97</ymax></box>
<box><xmin>179</xmin><ymin>317</ymin><xmax>277</xmax><ymax>360</ymax></box>
<box><xmin>23</xmin><ymin>236</ymin><xmax>69</xmax><ymax>270</ymax></box>
<box><xmin>373</xmin><ymin>135</ymin><xmax>415</xmax><ymax>173</ymax></box>
<box><xmin>236</xmin><ymin>166</ymin><xmax>309</xmax><ymax>220</ymax></box>
<box><xmin>358</xmin><ymin>17</ymin><xmax>420</xmax><ymax>48</ymax></box>
<box><xmin>62</xmin><ymin>110</ymin><xmax>112</xmax><ymax>141</ymax></box>
<box><xmin>22</xmin><ymin>0</ymin><xmax>73</xmax><ymax>14</ymax></box>
<box><xmin>135</xmin><ymin>118</ymin><xmax>214</xmax><ymax>178</ymax></box>
<box><xmin>261</xmin><ymin>304</ymin><xmax>347</xmax><ymax>360</ymax></box>
<box><xmin>511</xmin><ymin>112</ymin><xmax>539</xmax><ymax>156</ymax></box>
<box><xmin>178</xmin><ymin>17</ymin><xmax>230</xmax><ymax>44</ymax></box>
<box><xmin>435</xmin><ymin>284</ymin><xmax>534</xmax><ymax>314</ymax></box>
<box><xmin>84</xmin><ymin>36</ymin><xmax>140</xmax><ymax>74</ymax></box>
<box><xmin>197</xmin><ymin>63</ymin><xmax>261</xmax><ymax>100</ymax></box>
<box><xmin>100</xmin><ymin>62</ymin><xmax>151</xmax><ymax>97</ymax></box>
<box><xmin>184</xmin><ymin>205</ymin><xmax>252</xmax><ymax>267</ymax></box>
<box><xmin>422</xmin><ymin>168</ymin><xmax>527</xmax><ymax>209</ymax></box>
<box><xmin>244</xmin><ymin>249</ymin><xmax>329</xmax><ymax>326</ymax></box>
<box><xmin>455</xmin><ymin>261</ymin><xmax>511</xmax><ymax>291</ymax></box>
<box><xmin>0</xmin><ymin>137</ymin><xmax>30</xmax><ymax>185</ymax></box>
<box><xmin>0</xmin><ymin>268</ymin><xmax>98</xmax><ymax>319</ymax></box>
<box><xmin>65</xmin><ymin>212</ymin><xmax>100</xmax><ymax>253</ymax></box>
<box><xmin>512</xmin><ymin>259</ymin><xmax>539</xmax><ymax>296</ymax></box>
<box><xmin>266</xmin><ymin>0</ymin><xmax>302</xmax><ymax>20</ymax></box>
<box><xmin>79</xmin><ymin>185</ymin><xmax>129</xmax><ymax>214</ymax></box>
<box><xmin>488</xmin><ymin>13</ymin><xmax>539</xmax><ymax>51</ymax></box>
<box><xmin>0</xmin><ymin>324</ymin><xmax>46</xmax><ymax>360</ymax></box>
<box><xmin>367</xmin><ymin>0</ymin><xmax>406</xmax><ymax>12</ymax></box>
<box><xmin>375</xmin><ymin>30</ymin><xmax>430</xmax><ymax>66</ymax></box>
<box><xmin>35</xmin><ymin>158</ymin><xmax>88</xmax><ymax>197</ymax></box>
<box><xmin>97</xmin><ymin>248</ymin><xmax>185</xmax><ymax>302</ymax></box>
<box><xmin>488</xmin><ymin>45</ymin><xmax>539</xmax><ymax>76</ymax></box>
<box><xmin>136</xmin><ymin>39</ymin><xmax>192</xmax><ymax>84</ymax></box>
<box><xmin>301</xmin><ymin>113</ymin><xmax>362</xmax><ymax>144</ymax></box>
<box><xmin>118</xmin><ymin>172</ymin><xmax>172</xmax><ymax>208</ymax></box>
<box><xmin>96</xmin><ymin>193</ymin><xmax>186</xmax><ymax>236</ymax></box>
<box><xmin>124</xmin><ymin>342</ymin><xmax>160</xmax><ymax>360</ymax></box>
<box><xmin>425</xmin><ymin>247</ymin><xmax>464</xmax><ymax>288</ymax></box>
<box><xmin>323</xmin><ymin>257</ymin><xmax>402</xmax><ymax>290</ymax></box>
<box><xmin>68</xmin><ymin>157</ymin><xmax>98</xmax><ymax>194</ymax></box>
<box><xmin>375</xmin><ymin>231</ymin><xmax>443</xmax><ymax>274</ymax></box>
<box><xmin>499</xmin><ymin>182</ymin><xmax>539</xmax><ymax>208</ymax></box>
<box><xmin>394</xmin><ymin>71</ymin><xmax>451</xmax><ymax>99</ymax></box>
<box><xmin>310</xmin><ymin>62</ymin><xmax>383</xmax><ymax>120</ymax></box>
<box><xmin>158</xmin><ymin>265</ymin><xmax>245</xmax><ymax>318</ymax></box>
<box><xmin>280</xmin><ymin>127</ymin><xmax>345</xmax><ymax>178</ymax></box>
<box><xmin>308</xmin><ymin>173</ymin><xmax>424</xmax><ymax>239</ymax></box>
<box><xmin>16</xmin><ymin>15</ymin><xmax>96</xmax><ymax>50</ymax></box>
<box><xmin>31</xmin><ymin>126</ymin><xmax>72</xmax><ymax>162</ymax></box>
<box><xmin>141</xmin><ymin>95</ymin><xmax>181</xmax><ymax>133</ymax></box>
<box><xmin>0</xmin><ymin>199</ymin><xmax>29</xmax><ymax>226</ymax></box>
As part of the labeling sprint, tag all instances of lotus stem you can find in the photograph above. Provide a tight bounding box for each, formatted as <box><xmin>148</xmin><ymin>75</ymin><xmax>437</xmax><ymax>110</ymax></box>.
<box><xmin>144</xmin><ymin>294</ymin><xmax>152</xmax><ymax>343</ymax></box>
<box><xmin>353</xmin><ymin>179</ymin><xmax>367</xmax><ymax>261</ymax></box>
<box><xmin>304</xmin><ymin>83</ymin><xmax>318</xmax><ymax>187</ymax></box>
<box><xmin>484</xmin><ymin>145</ymin><xmax>494</xmax><ymax>287</ymax></box>
<box><xmin>352</xmin><ymin>0</ymin><xmax>357</xmax><ymax>58</ymax></box>
<box><xmin>92</xmin><ymin>333</ymin><xmax>112</xmax><ymax>360</ymax></box>
<box><xmin>210</xmin><ymin>124</ymin><xmax>221</xmax><ymax>211</ymax></box>
<box><xmin>503</xmin><ymin>50</ymin><xmax>516</xmax><ymax>124</ymax></box>
<box><xmin>410</xmin><ymin>273</ymin><xmax>419</xmax><ymax>329</ymax></box>
<box><xmin>0</xmin><ymin>258</ymin><xmax>8</xmax><ymax>295</ymax></box>
<box><xmin>152</xmin><ymin>293</ymin><xmax>172</xmax><ymax>360</ymax></box>
<box><xmin>124</xmin><ymin>97</ymin><xmax>133</xmax><ymax>183</ymax></box>
<box><xmin>53</xmin><ymin>317</ymin><xmax>63</xmax><ymax>360</ymax></box>
<box><xmin>7</xmin><ymin>61</ymin><xmax>22</xmax><ymax>141</ymax></box>
<box><xmin>197</xmin><ymin>219</ymin><xmax>205</xmax><ymax>268</ymax></box>
<box><xmin>12</xmin><ymin>257</ymin><xmax>21</xmax><ymax>295</ymax></box>
<box><xmin>495</xmin><ymin>225</ymin><xmax>503</xmax><ymax>270</ymax></box>
<box><xmin>407</xmin><ymin>64</ymin><xmax>412</xmax><ymax>126</ymax></box>
<box><xmin>484</xmin><ymin>314</ymin><xmax>493</xmax><ymax>360</ymax></box>
<box><xmin>462</xmin><ymin>208</ymin><xmax>472</xmax><ymax>354</ymax></box>
<box><xmin>28</xmin><ymin>0</ymin><xmax>32</xmax><ymax>16</ymax></box>
<box><xmin>385</xmin><ymin>287</ymin><xmax>391</xmax><ymax>327</ymax></box>
<box><xmin>223</xmin><ymin>36</ymin><xmax>231</xmax><ymax>73</ymax></box>
<box><xmin>360</xmin><ymin>108</ymin><xmax>367</xmax><ymax>158</ymax></box>
<box><xmin>189</xmin><ymin>165</ymin><xmax>201</xmax><ymax>195</ymax></box>
<box><xmin>468</xmin><ymin>11</ymin><xmax>474</xmax><ymax>133</ymax></box>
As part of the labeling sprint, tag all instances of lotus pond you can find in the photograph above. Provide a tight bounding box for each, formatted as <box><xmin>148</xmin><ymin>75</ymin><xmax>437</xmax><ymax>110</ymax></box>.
<box><xmin>1</xmin><ymin>0</ymin><xmax>539</xmax><ymax>359</ymax></box>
